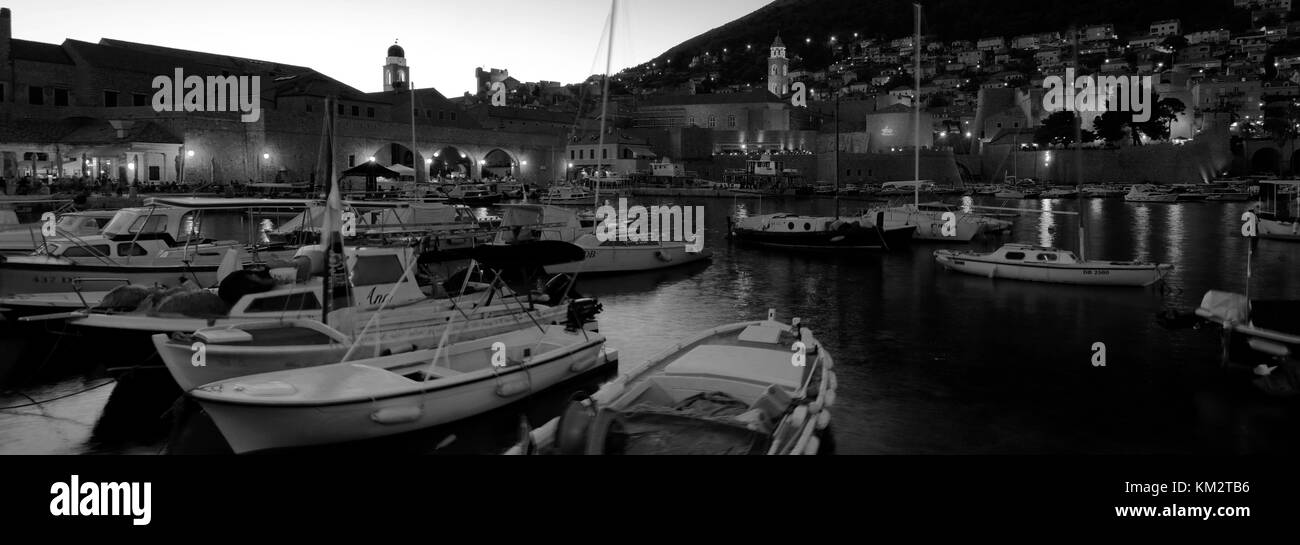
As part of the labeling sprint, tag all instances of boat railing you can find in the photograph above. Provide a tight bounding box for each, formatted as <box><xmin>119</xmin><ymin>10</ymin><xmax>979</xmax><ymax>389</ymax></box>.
<box><xmin>72</xmin><ymin>277</ymin><xmax>133</xmax><ymax>310</ymax></box>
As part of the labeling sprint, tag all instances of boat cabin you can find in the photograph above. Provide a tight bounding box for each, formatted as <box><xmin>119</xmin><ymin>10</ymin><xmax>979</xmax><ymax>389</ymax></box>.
<box><xmin>990</xmin><ymin>244</ymin><xmax>1082</xmax><ymax>264</ymax></box>
<box><xmin>1258</xmin><ymin>180</ymin><xmax>1299</xmax><ymax>221</ymax></box>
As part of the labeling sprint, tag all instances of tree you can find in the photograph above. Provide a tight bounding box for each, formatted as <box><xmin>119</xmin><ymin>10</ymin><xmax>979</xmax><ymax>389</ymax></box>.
<box><xmin>1134</xmin><ymin>97</ymin><xmax>1186</xmax><ymax>142</ymax></box>
<box><xmin>1094</xmin><ymin>110</ymin><xmax>1132</xmax><ymax>144</ymax></box>
<box><xmin>1034</xmin><ymin>111</ymin><xmax>1078</xmax><ymax>146</ymax></box>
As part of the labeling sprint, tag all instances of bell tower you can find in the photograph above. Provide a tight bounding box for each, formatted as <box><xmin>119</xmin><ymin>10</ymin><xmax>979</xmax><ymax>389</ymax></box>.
<box><xmin>383</xmin><ymin>40</ymin><xmax>408</xmax><ymax>91</ymax></box>
<box><xmin>767</xmin><ymin>35</ymin><xmax>788</xmax><ymax>96</ymax></box>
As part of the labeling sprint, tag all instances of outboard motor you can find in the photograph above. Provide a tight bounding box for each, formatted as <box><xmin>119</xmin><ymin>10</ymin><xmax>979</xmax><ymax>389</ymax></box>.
<box><xmin>565</xmin><ymin>297</ymin><xmax>603</xmax><ymax>332</ymax></box>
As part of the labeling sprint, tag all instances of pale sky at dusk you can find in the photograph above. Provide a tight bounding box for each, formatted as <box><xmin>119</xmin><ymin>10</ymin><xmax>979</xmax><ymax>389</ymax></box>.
<box><xmin>3</xmin><ymin>0</ymin><xmax>772</xmax><ymax>96</ymax></box>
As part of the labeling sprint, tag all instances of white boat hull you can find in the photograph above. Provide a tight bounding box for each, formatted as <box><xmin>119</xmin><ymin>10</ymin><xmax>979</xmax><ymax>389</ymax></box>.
<box><xmin>190</xmin><ymin>328</ymin><xmax>608</xmax><ymax>453</ymax></box>
<box><xmin>156</xmin><ymin>305</ymin><xmax>570</xmax><ymax>391</ymax></box>
<box><xmin>1260</xmin><ymin>218</ymin><xmax>1300</xmax><ymax>241</ymax></box>
<box><xmin>935</xmin><ymin>253</ymin><xmax>1170</xmax><ymax>286</ymax></box>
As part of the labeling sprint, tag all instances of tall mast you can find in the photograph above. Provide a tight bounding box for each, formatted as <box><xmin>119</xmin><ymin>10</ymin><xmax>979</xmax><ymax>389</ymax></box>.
<box><xmin>913</xmin><ymin>2</ymin><xmax>921</xmax><ymax>207</ymax></box>
<box><xmin>595</xmin><ymin>0</ymin><xmax>617</xmax><ymax>210</ymax></box>
<box><xmin>1073</xmin><ymin>26</ymin><xmax>1085</xmax><ymax>259</ymax></box>
<box><xmin>411</xmin><ymin>79</ymin><xmax>419</xmax><ymax>186</ymax></box>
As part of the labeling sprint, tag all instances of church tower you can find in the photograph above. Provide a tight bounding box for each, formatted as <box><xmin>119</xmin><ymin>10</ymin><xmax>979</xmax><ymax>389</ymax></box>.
<box><xmin>767</xmin><ymin>35</ymin><xmax>789</xmax><ymax>96</ymax></box>
<box><xmin>383</xmin><ymin>41</ymin><xmax>408</xmax><ymax>91</ymax></box>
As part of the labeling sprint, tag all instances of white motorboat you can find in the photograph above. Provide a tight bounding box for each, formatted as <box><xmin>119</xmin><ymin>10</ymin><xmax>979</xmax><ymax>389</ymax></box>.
<box><xmin>1257</xmin><ymin>180</ymin><xmax>1300</xmax><ymax>242</ymax></box>
<box><xmin>506</xmin><ymin>309</ymin><xmax>836</xmax><ymax>455</ymax></box>
<box><xmin>868</xmin><ymin>202</ymin><xmax>1013</xmax><ymax>242</ymax></box>
<box><xmin>934</xmin><ymin>243</ymin><xmax>1172</xmax><ymax>286</ymax></box>
<box><xmin>188</xmin><ymin>319</ymin><xmax>612</xmax><ymax>453</ymax></box>
<box><xmin>542</xmin><ymin>184</ymin><xmax>597</xmax><ymax>205</ymax></box>
<box><xmin>0</xmin><ymin>197</ymin><xmax>310</xmax><ymax>297</ymax></box>
<box><xmin>493</xmin><ymin>203</ymin><xmax>596</xmax><ymax>245</ymax></box>
<box><xmin>544</xmin><ymin>234</ymin><xmax>712</xmax><ymax>275</ymax></box>
<box><xmin>0</xmin><ymin>210</ymin><xmax>117</xmax><ymax>256</ymax></box>
<box><xmin>1124</xmin><ymin>184</ymin><xmax>1180</xmax><ymax>203</ymax></box>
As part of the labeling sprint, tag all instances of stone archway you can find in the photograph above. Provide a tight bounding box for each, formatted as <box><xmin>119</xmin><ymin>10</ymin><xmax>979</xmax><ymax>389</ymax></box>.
<box><xmin>429</xmin><ymin>146</ymin><xmax>474</xmax><ymax>180</ymax></box>
<box><xmin>1251</xmin><ymin>147</ymin><xmax>1280</xmax><ymax>175</ymax></box>
<box><xmin>480</xmin><ymin>148</ymin><xmax>516</xmax><ymax>179</ymax></box>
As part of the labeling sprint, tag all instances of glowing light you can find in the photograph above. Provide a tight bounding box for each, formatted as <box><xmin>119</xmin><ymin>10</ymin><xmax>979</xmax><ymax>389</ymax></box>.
<box><xmin>521</xmin><ymin>161</ymin><xmax>528</xmax><ymax>166</ymax></box>
<box><xmin>263</xmin><ymin>153</ymin><xmax>270</xmax><ymax>160</ymax></box>
<box><xmin>186</xmin><ymin>150</ymin><xmax>195</xmax><ymax>158</ymax></box>
<box><xmin>128</xmin><ymin>163</ymin><xmax>135</xmax><ymax>170</ymax></box>
<box><xmin>369</xmin><ymin>156</ymin><xmax>376</xmax><ymax>162</ymax></box>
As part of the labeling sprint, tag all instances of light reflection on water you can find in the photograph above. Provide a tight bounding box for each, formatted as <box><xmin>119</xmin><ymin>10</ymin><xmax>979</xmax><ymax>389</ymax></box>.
<box><xmin>1</xmin><ymin>196</ymin><xmax>1297</xmax><ymax>455</ymax></box>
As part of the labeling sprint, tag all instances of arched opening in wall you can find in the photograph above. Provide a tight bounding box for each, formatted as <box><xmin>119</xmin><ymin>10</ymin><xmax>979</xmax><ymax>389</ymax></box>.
<box><xmin>1288</xmin><ymin>150</ymin><xmax>1300</xmax><ymax>176</ymax></box>
<box><xmin>1251</xmin><ymin>147</ymin><xmax>1280</xmax><ymax>175</ymax></box>
<box><xmin>481</xmin><ymin>149</ymin><xmax>514</xmax><ymax>179</ymax></box>
<box><xmin>430</xmin><ymin>146</ymin><xmax>474</xmax><ymax>180</ymax></box>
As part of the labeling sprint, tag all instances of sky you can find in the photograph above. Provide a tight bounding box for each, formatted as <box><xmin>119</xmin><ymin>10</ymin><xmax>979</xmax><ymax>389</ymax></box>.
<box><xmin>4</xmin><ymin>0</ymin><xmax>772</xmax><ymax>96</ymax></box>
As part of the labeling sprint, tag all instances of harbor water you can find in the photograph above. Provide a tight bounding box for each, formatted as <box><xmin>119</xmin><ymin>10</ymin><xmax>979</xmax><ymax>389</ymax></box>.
<box><xmin>1</xmin><ymin>195</ymin><xmax>1298</xmax><ymax>454</ymax></box>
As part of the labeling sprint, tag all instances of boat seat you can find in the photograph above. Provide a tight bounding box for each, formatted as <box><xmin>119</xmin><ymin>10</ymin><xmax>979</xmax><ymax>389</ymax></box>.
<box><xmin>738</xmin><ymin>325</ymin><xmax>784</xmax><ymax>344</ymax></box>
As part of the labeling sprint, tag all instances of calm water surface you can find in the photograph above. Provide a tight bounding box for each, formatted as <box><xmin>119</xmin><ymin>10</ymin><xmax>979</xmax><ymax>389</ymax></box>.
<box><xmin>2</xmin><ymin>196</ymin><xmax>1297</xmax><ymax>454</ymax></box>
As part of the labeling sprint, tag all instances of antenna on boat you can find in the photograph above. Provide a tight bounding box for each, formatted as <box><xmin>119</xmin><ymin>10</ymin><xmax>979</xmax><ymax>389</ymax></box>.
<box><xmin>913</xmin><ymin>2</ymin><xmax>922</xmax><ymax>209</ymax></box>
<box><xmin>594</xmin><ymin>0</ymin><xmax>617</xmax><ymax>211</ymax></box>
<box><xmin>1072</xmin><ymin>25</ymin><xmax>1086</xmax><ymax>261</ymax></box>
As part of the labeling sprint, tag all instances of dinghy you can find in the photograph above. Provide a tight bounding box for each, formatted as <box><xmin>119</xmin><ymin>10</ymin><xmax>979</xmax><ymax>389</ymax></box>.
<box><xmin>506</xmin><ymin>309</ymin><xmax>836</xmax><ymax>455</ymax></box>
<box><xmin>935</xmin><ymin>244</ymin><xmax>1172</xmax><ymax>287</ymax></box>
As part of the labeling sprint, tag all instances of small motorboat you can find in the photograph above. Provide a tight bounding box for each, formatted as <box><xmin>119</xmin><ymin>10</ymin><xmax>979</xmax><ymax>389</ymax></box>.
<box><xmin>935</xmin><ymin>243</ymin><xmax>1172</xmax><ymax>287</ymax></box>
<box><xmin>189</xmin><ymin>317</ymin><xmax>613</xmax><ymax>454</ymax></box>
<box><xmin>1124</xmin><ymin>184</ymin><xmax>1180</xmax><ymax>203</ymax></box>
<box><xmin>506</xmin><ymin>309</ymin><xmax>836</xmax><ymax>455</ymax></box>
<box><xmin>1196</xmin><ymin>291</ymin><xmax>1300</xmax><ymax>397</ymax></box>
<box><xmin>1257</xmin><ymin>180</ymin><xmax>1300</xmax><ymax>242</ymax></box>
<box><xmin>541</xmin><ymin>184</ymin><xmax>597</xmax><ymax>205</ymax></box>
<box><xmin>0</xmin><ymin>210</ymin><xmax>117</xmax><ymax>256</ymax></box>
<box><xmin>868</xmin><ymin>203</ymin><xmax>1013</xmax><ymax>242</ymax></box>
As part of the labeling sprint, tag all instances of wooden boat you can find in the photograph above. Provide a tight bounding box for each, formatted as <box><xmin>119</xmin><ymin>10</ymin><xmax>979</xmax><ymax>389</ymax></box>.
<box><xmin>934</xmin><ymin>243</ymin><xmax>1172</xmax><ymax>286</ymax></box>
<box><xmin>729</xmin><ymin>213</ymin><xmax>915</xmax><ymax>251</ymax></box>
<box><xmin>506</xmin><ymin>309</ymin><xmax>835</xmax><ymax>455</ymax></box>
<box><xmin>189</xmin><ymin>320</ymin><xmax>612</xmax><ymax>453</ymax></box>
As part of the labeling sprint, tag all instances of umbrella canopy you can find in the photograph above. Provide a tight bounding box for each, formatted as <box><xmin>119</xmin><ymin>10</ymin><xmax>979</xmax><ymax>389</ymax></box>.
<box><xmin>341</xmin><ymin>162</ymin><xmax>401</xmax><ymax>179</ymax></box>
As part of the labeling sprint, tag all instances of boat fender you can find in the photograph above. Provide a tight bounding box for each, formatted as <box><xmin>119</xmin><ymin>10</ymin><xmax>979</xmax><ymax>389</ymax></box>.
<box><xmin>804</xmin><ymin>436</ymin><xmax>820</xmax><ymax>455</ymax></box>
<box><xmin>816</xmin><ymin>410</ymin><xmax>832</xmax><ymax>431</ymax></box>
<box><xmin>988</xmin><ymin>265</ymin><xmax>997</xmax><ymax>279</ymax></box>
<box><xmin>810</xmin><ymin>398</ymin><xmax>824</xmax><ymax>414</ymax></box>
<box><xmin>496</xmin><ymin>378</ymin><xmax>532</xmax><ymax>398</ymax></box>
<box><xmin>790</xmin><ymin>405</ymin><xmax>809</xmax><ymax>429</ymax></box>
<box><xmin>655</xmin><ymin>250</ymin><xmax>673</xmax><ymax>262</ymax></box>
<box><xmin>555</xmin><ymin>396</ymin><xmax>597</xmax><ymax>455</ymax></box>
<box><xmin>371</xmin><ymin>405</ymin><xmax>422</xmax><ymax>425</ymax></box>
<box><xmin>824</xmin><ymin>388</ymin><xmax>836</xmax><ymax>408</ymax></box>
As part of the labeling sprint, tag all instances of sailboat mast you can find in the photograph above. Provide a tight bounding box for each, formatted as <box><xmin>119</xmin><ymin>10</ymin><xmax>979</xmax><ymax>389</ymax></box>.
<box><xmin>411</xmin><ymin>79</ymin><xmax>419</xmax><ymax>186</ymax></box>
<box><xmin>1072</xmin><ymin>26</ymin><xmax>1085</xmax><ymax>260</ymax></box>
<box><xmin>321</xmin><ymin>96</ymin><xmax>337</xmax><ymax>325</ymax></box>
<box><xmin>594</xmin><ymin>0</ymin><xmax>617</xmax><ymax>210</ymax></box>
<box><xmin>914</xmin><ymin>2</ymin><xmax>921</xmax><ymax>207</ymax></box>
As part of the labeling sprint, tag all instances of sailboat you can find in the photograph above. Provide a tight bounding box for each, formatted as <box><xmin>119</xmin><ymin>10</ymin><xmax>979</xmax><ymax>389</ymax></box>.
<box><xmin>541</xmin><ymin>0</ymin><xmax>713</xmax><ymax>274</ymax></box>
<box><xmin>866</xmin><ymin>3</ymin><xmax>1010</xmax><ymax>242</ymax></box>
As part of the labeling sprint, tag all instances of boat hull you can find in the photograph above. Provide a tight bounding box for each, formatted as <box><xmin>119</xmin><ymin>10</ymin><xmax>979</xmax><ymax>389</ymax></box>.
<box><xmin>732</xmin><ymin>223</ymin><xmax>915</xmax><ymax>250</ymax></box>
<box><xmin>935</xmin><ymin>253</ymin><xmax>1170</xmax><ymax>286</ymax></box>
<box><xmin>192</xmin><ymin>340</ymin><xmax>608</xmax><ymax>453</ymax></box>
<box><xmin>545</xmin><ymin>246</ymin><xmax>713</xmax><ymax>274</ymax></box>
<box><xmin>0</xmin><ymin>260</ymin><xmax>220</xmax><ymax>295</ymax></box>
<box><xmin>1260</xmin><ymin>218</ymin><xmax>1300</xmax><ymax>241</ymax></box>
<box><xmin>156</xmin><ymin>306</ymin><xmax>570</xmax><ymax>391</ymax></box>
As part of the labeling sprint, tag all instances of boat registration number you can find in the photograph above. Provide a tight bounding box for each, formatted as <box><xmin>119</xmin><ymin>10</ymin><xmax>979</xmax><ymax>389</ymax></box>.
<box><xmin>585</xmin><ymin>250</ymin><xmax>598</xmax><ymax>259</ymax></box>
<box><xmin>1082</xmin><ymin>270</ymin><xmax>1110</xmax><ymax>276</ymax></box>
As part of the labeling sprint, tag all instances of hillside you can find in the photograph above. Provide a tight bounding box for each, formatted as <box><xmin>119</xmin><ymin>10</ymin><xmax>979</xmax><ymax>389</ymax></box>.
<box><xmin>633</xmin><ymin>0</ymin><xmax>1258</xmax><ymax>85</ymax></box>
